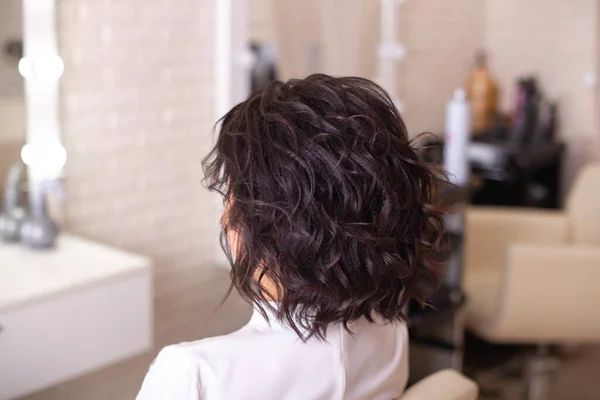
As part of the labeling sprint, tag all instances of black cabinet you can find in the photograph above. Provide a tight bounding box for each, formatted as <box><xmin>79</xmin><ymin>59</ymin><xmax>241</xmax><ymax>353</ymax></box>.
<box><xmin>424</xmin><ymin>137</ymin><xmax>565</xmax><ymax>209</ymax></box>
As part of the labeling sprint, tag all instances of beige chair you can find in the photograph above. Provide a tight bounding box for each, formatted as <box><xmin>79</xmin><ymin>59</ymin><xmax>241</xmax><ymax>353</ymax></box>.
<box><xmin>400</xmin><ymin>369</ymin><xmax>478</xmax><ymax>400</ymax></box>
<box><xmin>464</xmin><ymin>162</ymin><xmax>600</xmax><ymax>399</ymax></box>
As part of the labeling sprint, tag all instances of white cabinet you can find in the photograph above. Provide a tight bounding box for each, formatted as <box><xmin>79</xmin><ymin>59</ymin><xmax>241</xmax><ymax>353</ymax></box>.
<box><xmin>0</xmin><ymin>236</ymin><xmax>153</xmax><ymax>400</ymax></box>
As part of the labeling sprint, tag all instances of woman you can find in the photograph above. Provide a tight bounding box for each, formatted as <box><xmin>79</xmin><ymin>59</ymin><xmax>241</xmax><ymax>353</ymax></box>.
<box><xmin>137</xmin><ymin>75</ymin><xmax>445</xmax><ymax>400</ymax></box>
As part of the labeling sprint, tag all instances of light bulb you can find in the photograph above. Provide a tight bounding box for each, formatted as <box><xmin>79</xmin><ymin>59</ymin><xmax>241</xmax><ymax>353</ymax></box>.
<box><xmin>18</xmin><ymin>57</ymin><xmax>34</xmax><ymax>78</ymax></box>
<box><xmin>21</xmin><ymin>141</ymin><xmax>67</xmax><ymax>180</ymax></box>
<box><xmin>33</xmin><ymin>54</ymin><xmax>65</xmax><ymax>83</ymax></box>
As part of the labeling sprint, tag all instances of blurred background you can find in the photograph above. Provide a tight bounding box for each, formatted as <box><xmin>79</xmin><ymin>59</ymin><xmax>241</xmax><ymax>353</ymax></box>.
<box><xmin>0</xmin><ymin>0</ymin><xmax>599</xmax><ymax>399</ymax></box>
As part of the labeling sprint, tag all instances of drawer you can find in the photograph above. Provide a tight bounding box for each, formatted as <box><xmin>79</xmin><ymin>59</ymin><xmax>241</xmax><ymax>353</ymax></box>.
<box><xmin>0</xmin><ymin>272</ymin><xmax>152</xmax><ymax>400</ymax></box>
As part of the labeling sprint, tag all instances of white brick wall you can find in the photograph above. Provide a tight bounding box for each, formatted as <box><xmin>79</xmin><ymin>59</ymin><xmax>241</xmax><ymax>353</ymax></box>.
<box><xmin>58</xmin><ymin>0</ymin><xmax>223</xmax><ymax>270</ymax></box>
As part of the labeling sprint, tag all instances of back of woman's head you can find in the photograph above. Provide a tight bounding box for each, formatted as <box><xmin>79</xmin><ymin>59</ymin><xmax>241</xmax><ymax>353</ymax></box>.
<box><xmin>203</xmin><ymin>74</ymin><xmax>445</xmax><ymax>339</ymax></box>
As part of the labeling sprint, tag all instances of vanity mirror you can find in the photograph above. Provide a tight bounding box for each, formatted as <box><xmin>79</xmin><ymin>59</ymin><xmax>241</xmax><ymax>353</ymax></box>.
<box><xmin>0</xmin><ymin>0</ymin><xmax>66</xmax><ymax>248</ymax></box>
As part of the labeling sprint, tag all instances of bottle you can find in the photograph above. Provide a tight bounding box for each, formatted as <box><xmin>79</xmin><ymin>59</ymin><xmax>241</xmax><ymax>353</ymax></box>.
<box><xmin>0</xmin><ymin>163</ymin><xmax>26</xmax><ymax>243</ymax></box>
<box><xmin>444</xmin><ymin>89</ymin><xmax>471</xmax><ymax>186</ymax></box>
<box><xmin>465</xmin><ymin>50</ymin><xmax>499</xmax><ymax>135</ymax></box>
<box><xmin>512</xmin><ymin>77</ymin><xmax>540</xmax><ymax>144</ymax></box>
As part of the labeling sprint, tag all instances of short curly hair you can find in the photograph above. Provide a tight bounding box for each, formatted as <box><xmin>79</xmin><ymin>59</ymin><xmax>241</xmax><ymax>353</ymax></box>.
<box><xmin>203</xmin><ymin>74</ymin><xmax>445</xmax><ymax>340</ymax></box>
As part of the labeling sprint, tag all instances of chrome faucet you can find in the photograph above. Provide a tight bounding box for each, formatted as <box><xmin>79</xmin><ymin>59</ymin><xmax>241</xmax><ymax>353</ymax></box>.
<box><xmin>20</xmin><ymin>177</ymin><xmax>65</xmax><ymax>249</ymax></box>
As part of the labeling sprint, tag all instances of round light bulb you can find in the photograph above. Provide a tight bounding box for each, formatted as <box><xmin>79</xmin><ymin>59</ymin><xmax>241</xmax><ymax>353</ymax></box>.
<box><xmin>21</xmin><ymin>141</ymin><xmax>67</xmax><ymax>180</ymax></box>
<box><xmin>33</xmin><ymin>54</ymin><xmax>65</xmax><ymax>83</ymax></box>
<box><xmin>18</xmin><ymin>57</ymin><xmax>34</xmax><ymax>78</ymax></box>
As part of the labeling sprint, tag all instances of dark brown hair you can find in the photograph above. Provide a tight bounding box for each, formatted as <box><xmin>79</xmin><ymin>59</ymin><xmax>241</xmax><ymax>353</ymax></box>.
<box><xmin>203</xmin><ymin>74</ymin><xmax>445</xmax><ymax>339</ymax></box>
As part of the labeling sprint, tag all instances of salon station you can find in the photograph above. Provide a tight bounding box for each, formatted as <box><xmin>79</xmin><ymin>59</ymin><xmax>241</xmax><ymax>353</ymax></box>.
<box><xmin>0</xmin><ymin>2</ymin><xmax>152</xmax><ymax>399</ymax></box>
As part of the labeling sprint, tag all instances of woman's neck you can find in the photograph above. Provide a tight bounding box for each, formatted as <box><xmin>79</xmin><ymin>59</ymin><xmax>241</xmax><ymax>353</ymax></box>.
<box><xmin>256</xmin><ymin>270</ymin><xmax>282</xmax><ymax>302</ymax></box>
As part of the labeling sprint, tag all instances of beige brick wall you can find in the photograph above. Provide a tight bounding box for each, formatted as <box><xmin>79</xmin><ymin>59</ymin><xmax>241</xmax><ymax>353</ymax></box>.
<box><xmin>249</xmin><ymin>0</ymin><xmax>275</xmax><ymax>43</ymax></box>
<box><xmin>269</xmin><ymin>0</ymin><xmax>324</xmax><ymax>79</ymax></box>
<box><xmin>401</xmin><ymin>0</ymin><xmax>485</xmax><ymax>136</ymax></box>
<box><xmin>247</xmin><ymin>0</ymin><xmax>485</xmax><ymax>136</ymax></box>
<box><xmin>486</xmin><ymin>0</ymin><xmax>597</xmax><ymax>136</ymax></box>
<box><xmin>58</xmin><ymin>0</ymin><xmax>223</xmax><ymax>270</ymax></box>
<box><xmin>597</xmin><ymin>2</ymin><xmax>600</xmax><ymax>156</ymax></box>
<box><xmin>251</xmin><ymin>0</ymin><xmax>379</xmax><ymax>81</ymax></box>
<box><xmin>0</xmin><ymin>0</ymin><xmax>23</xmax><ymax>96</ymax></box>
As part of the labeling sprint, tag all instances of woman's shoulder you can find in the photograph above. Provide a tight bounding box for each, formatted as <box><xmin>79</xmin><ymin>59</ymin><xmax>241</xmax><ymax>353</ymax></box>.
<box><xmin>136</xmin><ymin>327</ymin><xmax>275</xmax><ymax>400</ymax></box>
<box><xmin>137</xmin><ymin>333</ymin><xmax>242</xmax><ymax>399</ymax></box>
<box><xmin>153</xmin><ymin>334</ymin><xmax>238</xmax><ymax>368</ymax></box>
<box><xmin>136</xmin><ymin>344</ymin><xmax>204</xmax><ymax>400</ymax></box>
<box><xmin>149</xmin><ymin>326</ymin><xmax>270</xmax><ymax>371</ymax></box>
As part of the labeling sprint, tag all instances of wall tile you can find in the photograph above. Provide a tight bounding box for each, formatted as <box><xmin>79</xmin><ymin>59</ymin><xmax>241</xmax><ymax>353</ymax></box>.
<box><xmin>59</xmin><ymin>0</ymin><xmax>222</xmax><ymax>271</ymax></box>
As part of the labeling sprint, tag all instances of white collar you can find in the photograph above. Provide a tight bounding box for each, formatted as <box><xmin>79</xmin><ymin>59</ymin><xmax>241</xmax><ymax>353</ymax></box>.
<box><xmin>247</xmin><ymin>303</ymin><xmax>311</xmax><ymax>335</ymax></box>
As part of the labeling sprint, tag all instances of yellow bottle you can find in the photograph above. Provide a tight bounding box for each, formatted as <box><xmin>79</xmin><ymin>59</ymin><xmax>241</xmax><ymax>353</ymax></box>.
<box><xmin>465</xmin><ymin>51</ymin><xmax>499</xmax><ymax>135</ymax></box>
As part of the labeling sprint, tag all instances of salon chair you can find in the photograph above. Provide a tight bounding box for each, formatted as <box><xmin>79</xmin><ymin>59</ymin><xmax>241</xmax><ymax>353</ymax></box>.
<box><xmin>400</xmin><ymin>369</ymin><xmax>478</xmax><ymax>400</ymax></box>
<box><xmin>463</xmin><ymin>162</ymin><xmax>600</xmax><ymax>400</ymax></box>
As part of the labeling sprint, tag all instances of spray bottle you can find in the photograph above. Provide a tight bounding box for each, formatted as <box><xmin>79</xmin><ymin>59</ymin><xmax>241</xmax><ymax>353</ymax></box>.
<box><xmin>444</xmin><ymin>89</ymin><xmax>471</xmax><ymax>186</ymax></box>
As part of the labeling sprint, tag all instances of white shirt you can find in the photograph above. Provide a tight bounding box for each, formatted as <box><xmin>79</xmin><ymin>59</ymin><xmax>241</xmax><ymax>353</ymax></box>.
<box><xmin>137</xmin><ymin>306</ymin><xmax>409</xmax><ymax>400</ymax></box>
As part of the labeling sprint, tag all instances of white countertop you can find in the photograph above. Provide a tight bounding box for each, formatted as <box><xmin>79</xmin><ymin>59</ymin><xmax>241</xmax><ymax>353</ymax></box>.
<box><xmin>0</xmin><ymin>235</ymin><xmax>152</xmax><ymax>313</ymax></box>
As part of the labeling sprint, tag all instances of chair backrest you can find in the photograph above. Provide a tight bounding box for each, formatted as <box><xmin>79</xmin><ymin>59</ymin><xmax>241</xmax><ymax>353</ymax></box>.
<box><xmin>566</xmin><ymin>162</ymin><xmax>600</xmax><ymax>245</ymax></box>
<box><xmin>400</xmin><ymin>370</ymin><xmax>478</xmax><ymax>400</ymax></box>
